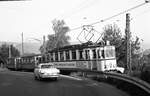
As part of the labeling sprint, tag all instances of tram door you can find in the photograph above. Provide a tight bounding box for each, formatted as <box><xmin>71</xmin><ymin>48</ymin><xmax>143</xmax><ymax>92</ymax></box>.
<box><xmin>91</xmin><ymin>49</ymin><xmax>97</xmax><ymax>70</ymax></box>
<box><xmin>96</xmin><ymin>47</ymin><xmax>105</xmax><ymax>71</ymax></box>
<box><xmin>84</xmin><ymin>48</ymin><xmax>97</xmax><ymax>70</ymax></box>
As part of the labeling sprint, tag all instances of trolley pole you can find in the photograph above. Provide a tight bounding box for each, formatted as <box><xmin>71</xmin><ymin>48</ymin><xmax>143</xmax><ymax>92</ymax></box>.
<box><xmin>125</xmin><ymin>13</ymin><xmax>132</xmax><ymax>74</ymax></box>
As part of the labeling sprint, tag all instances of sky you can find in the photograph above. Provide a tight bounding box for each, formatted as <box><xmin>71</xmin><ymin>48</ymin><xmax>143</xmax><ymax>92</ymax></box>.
<box><xmin>0</xmin><ymin>0</ymin><xmax>150</xmax><ymax>49</ymax></box>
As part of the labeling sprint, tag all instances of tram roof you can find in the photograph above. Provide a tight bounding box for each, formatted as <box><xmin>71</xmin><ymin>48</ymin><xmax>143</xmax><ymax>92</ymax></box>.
<box><xmin>48</xmin><ymin>41</ymin><xmax>110</xmax><ymax>52</ymax></box>
<box><xmin>8</xmin><ymin>54</ymin><xmax>42</xmax><ymax>60</ymax></box>
<box><xmin>20</xmin><ymin>54</ymin><xmax>41</xmax><ymax>58</ymax></box>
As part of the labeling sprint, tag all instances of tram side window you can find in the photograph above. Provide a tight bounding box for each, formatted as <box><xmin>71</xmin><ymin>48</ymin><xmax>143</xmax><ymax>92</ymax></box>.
<box><xmin>47</xmin><ymin>54</ymin><xmax>50</xmax><ymax>62</ymax></box>
<box><xmin>92</xmin><ymin>49</ymin><xmax>96</xmax><ymax>59</ymax></box>
<box><xmin>41</xmin><ymin>56</ymin><xmax>45</xmax><ymax>63</ymax></box>
<box><xmin>27</xmin><ymin>58</ymin><xmax>29</xmax><ymax>63</ymax></box>
<box><xmin>39</xmin><ymin>58</ymin><xmax>42</xmax><ymax>63</ymax></box>
<box><xmin>29</xmin><ymin>58</ymin><xmax>31</xmax><ymax>63</ymax></box>
<box><xmin>79</xmin><ymin>50</ymin><xmax>84</xmax><ymax>60</ymax></box>
<box><xmin>72</xmin><ymin>50</ymin><xmax>76</xmax><ymax>60</ymax></box>
<box><xmin>26</xmin><ymin>58</ymin><xmax>28</xmax><ymax>63</ymax></box>
<box><xmin>18</xmin><ymin>59</ymin><xmax>20</xmax><ymax>63</ymax></box>
<box><xmin>46</xmin><ymin>55</ymin><xmax>48</xmax><ymax>62</ymax></box>
<box><xmin>97</xmin><ymin>49</ymin><xmax>100</xmax><ymax>58</ymax></box>
<box><xmin>22</xmin><ymin>59</ymin><xmax>24</xmax><ymax>63</ymax></box>
<box><xmin>85</xmin><ymin>50</ymin><xmax>90</xmax><ymax>60</ymax></box>
<box><xmin>65</xmin><ymin>51</ymin><xmax>70</xmax><ymax>60</ymax></box>
<box><xmin>25</xmin><ymin>58</ymin><xmax>27</xmax><ymax>63</ymax></box>
<box><xmin>101</xmin><ymin>49</ymin><xmax>105</xmax><ymax>58</ymax></box>
<box><xmin>60</xmin><ymin>51</ymin><xmax>64</xmax><ymax>61</ymax></box>
<box><xmin>50</xmin><ymin>53</ymin><xmax>53</xmax><ymax>61</ymax></box>
<box><xmin>44</xmin><ymin>55</ymin><xmax>48</xmax><ymax>63</ymax></box>
<box><xmin>19</xmin><ymin>59</ymin><xmax>21</xmax><ymax>63</ymax></box>
<box><xmin>28</xmin><ymin>58</ymin><xmax>30</xmax><ymax>63</ymax></box>
<box><xmin>15</xmin><ymin>59</ymin><xmax>17</xmax><ymax>63</ymax></box>
<box><xmin>55</xmin><ymin>52</ymin><xmax>58</xmax><ymax>61</ymax></box>
<box><xmin>22</xmin><ymin>59</ymin><xmax>23</xmax><ymax>63</ymax></box>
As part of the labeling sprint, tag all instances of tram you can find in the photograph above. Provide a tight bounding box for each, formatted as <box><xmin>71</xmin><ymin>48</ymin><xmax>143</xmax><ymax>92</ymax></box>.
<box><xmin>6</xmin><ymin>41</ymin><xmax>124</xmax><ymax>73</ymax></box>
<box><xmin>44</xmin><ymin>41</ymin><xmax>124</xmax><ymax>73</ymax></box>
<box><xmin>7</xmin><ymin>54</ymin><xmax>42</xmax><ymax>71</ymax></box>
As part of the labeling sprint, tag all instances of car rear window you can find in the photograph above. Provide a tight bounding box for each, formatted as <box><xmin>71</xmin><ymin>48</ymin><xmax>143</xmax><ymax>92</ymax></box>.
<box><xmin>41</xmin><ymin>65</ymin><xmax>53</xmax><ymax>68</ymax></box>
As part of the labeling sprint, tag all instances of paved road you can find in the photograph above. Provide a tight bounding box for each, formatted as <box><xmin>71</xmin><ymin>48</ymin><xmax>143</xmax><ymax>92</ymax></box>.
<box><xmin>0</xmin><ymin>70</ymin><xmax>129</xmax><ymax>96</ymax></box>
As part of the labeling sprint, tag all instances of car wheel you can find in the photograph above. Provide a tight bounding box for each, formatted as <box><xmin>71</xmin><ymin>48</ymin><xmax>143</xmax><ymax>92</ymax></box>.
<box><xmin>34</xmin><ymin>74</ymin><xmax>38</xmax><ymax>80</ymax></box>
<box><xmin>37</xmin><ymin>75</ymin><xmax>42</xmax><ymax>81</ymax></box>
<box><xmin>34</xmin><ymin>76</ymin><xmax>37</xmax><ymax>80</ymax></box>
<box><xmin>54</xmin><ymin>77</ymin><xmax>57</xmax><ymax>81</ymax></box>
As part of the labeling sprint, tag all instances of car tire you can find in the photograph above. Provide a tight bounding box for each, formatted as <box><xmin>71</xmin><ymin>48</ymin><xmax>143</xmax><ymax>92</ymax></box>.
<box><xmin>34</xmin><ymin>74</ymin><xmax>38</xmax><ymax>80</ymax></box>
<box><xmin>37</xmin><ymin>75</ymin><xmax>42</xmax><ymax>81</ymax></box>
<box><xmin>54</xmin><ymin>77</ymin><xmax>57</xmax><ymax>81</ymax></box>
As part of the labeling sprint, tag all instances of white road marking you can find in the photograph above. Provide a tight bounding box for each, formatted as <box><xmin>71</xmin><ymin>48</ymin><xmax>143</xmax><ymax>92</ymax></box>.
<box><xmin>60</xmin><ymin>75</ymin><xmax>82</xmax><ymax>81</ymax></box>
<box><xmin>86</xmin><ymin>83</ymin><xmax>99</xmax><ymax>87</ymax></box>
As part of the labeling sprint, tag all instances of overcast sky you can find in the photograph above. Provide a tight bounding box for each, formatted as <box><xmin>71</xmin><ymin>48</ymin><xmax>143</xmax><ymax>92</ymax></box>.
<box><xmin>0</xmin><ymin>0</ymin><xmax>150</xmax><ymax>48</ymax></box>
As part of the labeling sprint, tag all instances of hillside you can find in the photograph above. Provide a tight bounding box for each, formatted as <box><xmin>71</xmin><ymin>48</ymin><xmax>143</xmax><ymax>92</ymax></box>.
<box><xmin>0</xmin><ymin>42</ymin><xmax>41</xmax><ymax>54</ymax></box>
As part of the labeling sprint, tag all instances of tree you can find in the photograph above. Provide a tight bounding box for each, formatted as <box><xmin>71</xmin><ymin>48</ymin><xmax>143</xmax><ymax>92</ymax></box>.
<box><xmin>40</xmin><ymin>19</ymin><xmax>70</xmax><ymax>53</ymax></box>
<box><xmin>102</xmin><ymin>23</ymin><xmax>141</xmax><ymax>70</ymax></box>
<box><xmin>0</xmin><ymin>44</ymin><xmax>20</xmax><ymax>64</ymax></box>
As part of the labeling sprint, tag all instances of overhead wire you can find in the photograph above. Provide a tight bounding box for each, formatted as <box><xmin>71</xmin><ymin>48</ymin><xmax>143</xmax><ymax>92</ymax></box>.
<box><xmin>131</xmin><ymin>4</ymin><xmax>150</xmax><ymax>21</ymax></box>
<box><xmin>69</xmin><ymin>1</ymin><xmax>149</xmax><ymax>32</ymax></box>
<box><xmin>56</xmin><ymin>0</ymin><xmax>99</xmax><ymax>20</ymax></box>
<box><xmin>53</xmin><ymin>0</ymin><xmax>150</xmax><ymax>46</ymax></box>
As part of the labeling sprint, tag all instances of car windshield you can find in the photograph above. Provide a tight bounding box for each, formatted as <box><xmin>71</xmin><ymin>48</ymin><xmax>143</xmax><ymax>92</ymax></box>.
<box><xmin>41</xmin><ymin>65</ymin><xmax>53</xmax><ymax>68</ymax></box>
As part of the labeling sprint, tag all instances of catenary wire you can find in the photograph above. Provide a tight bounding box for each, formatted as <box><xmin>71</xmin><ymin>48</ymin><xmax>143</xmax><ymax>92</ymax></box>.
<box><xmin>69</xmin><ymin>1</ymin><xmax>149</xmax><ymax>32</ymax></box>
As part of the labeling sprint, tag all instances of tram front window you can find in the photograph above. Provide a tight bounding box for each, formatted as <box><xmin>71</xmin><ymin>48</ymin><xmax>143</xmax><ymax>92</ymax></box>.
<box><xmin>105</xmin><ymin>46</ymin><xmax>115</xmax><ymax>58</ymax></box>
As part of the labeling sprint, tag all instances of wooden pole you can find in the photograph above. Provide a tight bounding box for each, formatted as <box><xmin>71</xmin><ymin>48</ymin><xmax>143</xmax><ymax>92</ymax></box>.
<box><xmin>125</xmin><ymin>13</ymin><xmax>132</xmax><ymax>74</ymax></box>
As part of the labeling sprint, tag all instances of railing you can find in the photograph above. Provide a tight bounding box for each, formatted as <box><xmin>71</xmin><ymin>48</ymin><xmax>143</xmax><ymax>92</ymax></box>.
<box><xmin>78</xmin><ymin>70</ymin><xmax>150</xmax><ymax>95</ymax></box>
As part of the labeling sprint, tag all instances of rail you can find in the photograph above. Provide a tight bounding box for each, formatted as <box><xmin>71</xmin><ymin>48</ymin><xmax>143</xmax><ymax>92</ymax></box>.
<box><xmin>79</xmin><ymin>70</ymin><xmax>150</xmax><ymax>95</ymax></box>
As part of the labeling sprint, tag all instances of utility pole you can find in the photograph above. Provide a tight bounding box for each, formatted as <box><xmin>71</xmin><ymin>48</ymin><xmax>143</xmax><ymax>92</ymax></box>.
<box><xmin>43</xmin><ymin>35</ymin><xmax>46</xmax><ymax>53</ymax></box>
<box><xmin>21</xmin><ymin>32</ymin><xmax>24</xmax><ymax>56</ymax></box>
<box><xmin>125</xmin><ymin>13</ymin><xmax>132</xmax><ymax>74</ymax></box>
<box><xmin>9</xmin><ymin>44</ymin><xmax>11</xmax><ymax>58</ymax></box>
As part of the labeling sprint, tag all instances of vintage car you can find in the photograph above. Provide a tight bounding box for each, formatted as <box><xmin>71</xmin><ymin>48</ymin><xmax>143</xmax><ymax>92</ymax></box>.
<box><xmin>34</xmin><ymin>63</ymin><xmax>60</xmax><ymax>80</ymax></box>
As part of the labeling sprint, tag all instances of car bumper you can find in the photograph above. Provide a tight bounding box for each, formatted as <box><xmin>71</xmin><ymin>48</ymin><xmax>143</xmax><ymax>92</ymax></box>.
<box><xmin>40</xmin><ymin>74</ymin><xmax>59</xmax><ymax>78</ymax></box>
